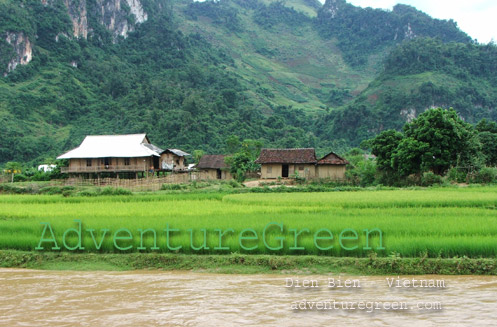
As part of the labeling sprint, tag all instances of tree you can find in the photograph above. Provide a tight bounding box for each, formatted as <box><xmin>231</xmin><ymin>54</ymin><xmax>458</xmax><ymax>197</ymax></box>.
<box><xmin>391</xmin><ymin>138</ymin><xmax>429</xmax><ymax>176</ymax></box>
<box><xmin>225</xmin><ymin>135</ymin><xmax>241</xmax><ymax>154</ymax></box>
<box><xmin>476</xmin><ymin>118</ymin><xmax>497</xmax><ymax>167</ymax></box>
<box><xmin>478</xmin><ymin>131</ymin><xmax>497</xmax><ymax>166</ymax></box>
<box><xmin>369</xmin><ymin>129</ymin><xmax>403</xmax><ymax>171</ymax></box>
<box><xmin>403</xmin><ymin>108</ymin><xmax>477</xmax><ymax>175</ymax></box>
<box><xmin>3</xmin><ymin>161</ymin><xmax>23</xmax><ymax>183</ymax></box>
<box><xmin>193</xmin><ymin>150</ymin><xmax>204</xmax><ymax>164</ymax></box>
<box><xmin>226</xmin><ymin>152</ymin><xmax>254</xmax><ymax>182</ymax></box>
<box><xmin>476</xmin><ymin>119</ymin><xmax>497</xmax><ymax>133</ymax></box>
<box><xmin>225</xmin><ymin>137</ymin><xmax>263</xmax><ymax>182</ymax></box>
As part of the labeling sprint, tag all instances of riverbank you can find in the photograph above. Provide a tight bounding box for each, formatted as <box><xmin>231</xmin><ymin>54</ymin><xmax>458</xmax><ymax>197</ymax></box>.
<box><xmin>1</xmin><ymin>251</ymin><xmax>496</xmax><ymax>275</ymax></box>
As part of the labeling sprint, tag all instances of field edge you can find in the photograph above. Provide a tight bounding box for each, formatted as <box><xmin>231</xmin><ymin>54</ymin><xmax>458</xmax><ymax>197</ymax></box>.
<box><xmin>1</xmin><ymin>251</ymin><xmax>496</xmax><ymax>275</ymax></box>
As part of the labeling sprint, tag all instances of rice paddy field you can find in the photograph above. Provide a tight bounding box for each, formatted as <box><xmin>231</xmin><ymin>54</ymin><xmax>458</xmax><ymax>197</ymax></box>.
<box><xmin>1</xmin><ymin>187</ymin><xmax>497</xmax><ymax>258</ymax></box>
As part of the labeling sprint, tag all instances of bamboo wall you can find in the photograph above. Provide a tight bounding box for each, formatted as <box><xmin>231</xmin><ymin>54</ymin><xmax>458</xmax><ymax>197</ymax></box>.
<box><xmin>61</xmin><ymin>171</ymin><xmax>229</xmax><ymax>191</ymax></box>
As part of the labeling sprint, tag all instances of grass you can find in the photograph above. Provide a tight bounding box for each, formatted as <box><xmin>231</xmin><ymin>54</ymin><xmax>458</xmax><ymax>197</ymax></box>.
<box><xmin>1</xmin><ymin>251</ymin><xmax>496</xmax><ymax>275</ymax></box>
<box><xmin>1</xmin><ymin>187</ymin><xmax>497</xmax><ymax>259</ymax></box>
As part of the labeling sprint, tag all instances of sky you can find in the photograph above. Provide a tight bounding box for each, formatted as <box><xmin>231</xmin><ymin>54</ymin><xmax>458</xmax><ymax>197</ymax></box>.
<box><xmin>322</xmin><ymin>0</ymin><xmax>497</xmax><ymax>43</ymax></box>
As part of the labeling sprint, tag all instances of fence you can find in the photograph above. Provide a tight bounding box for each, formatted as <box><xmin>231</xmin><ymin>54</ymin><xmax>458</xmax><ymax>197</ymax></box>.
<box><xmin>60</xmin><ymin>171</ymin><xmax>222</xmax><ymax>191</ymax></box>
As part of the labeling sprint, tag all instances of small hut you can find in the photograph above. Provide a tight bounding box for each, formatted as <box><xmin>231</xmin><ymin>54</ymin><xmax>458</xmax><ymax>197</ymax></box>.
<box><xmin>160</xmin><ymin>149</ymin><xmax>190</xmax><ymax>171</ymax></box>
<box><xmin>196</xmin><ymin>155</ymin><xmax>232</xmax><ymax>180</ymax></box>
<box><xmin>255</xmin><ymin>148</ymin><xmax>348</xmax><ymax>180</ymax></box>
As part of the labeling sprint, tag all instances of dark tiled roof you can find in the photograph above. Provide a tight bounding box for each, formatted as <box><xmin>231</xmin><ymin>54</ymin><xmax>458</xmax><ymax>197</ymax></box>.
<box><xmin>317</xmin><ymin>152</ymin><xmax>349</xmax><ymax>165</ymax></box>
<box><xmin>197</xmin><ymin>155</ymin><xmax>229</xmax><ymax>169</ymax></box>
<box><xmin>255</xmin><ymin>148</ymin><xmax>317</xmax><ymax>164</ymax></box>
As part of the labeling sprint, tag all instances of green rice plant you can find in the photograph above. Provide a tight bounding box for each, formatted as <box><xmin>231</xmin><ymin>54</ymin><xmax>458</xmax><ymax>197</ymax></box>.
<box><xmin>1</xmin><ymin>187</ymin><xmax>497</xmax><ymax>257</ymax></box>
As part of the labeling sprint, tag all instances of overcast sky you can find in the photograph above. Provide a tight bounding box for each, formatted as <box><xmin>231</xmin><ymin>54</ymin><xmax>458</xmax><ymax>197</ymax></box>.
<box><xmin>322</xmin><ymin>0</ymin><xmax>496</xmax><ymax>43</ymax></box>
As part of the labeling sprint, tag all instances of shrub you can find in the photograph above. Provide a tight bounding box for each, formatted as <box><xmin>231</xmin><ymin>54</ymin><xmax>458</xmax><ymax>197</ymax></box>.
<box><xmin>13</xmin><ymin>174</ymin><xmax>28</xmax><ymax>182</ymax></box>
<box><xmin>39</xmin><ymin>186</ymin><xmax>63</xmax><ymax>194</ymax></box>
<box><xmin>62</xmin><ymin>189</ymin><xmax>74</xmax><ymax>197</ymax></box>
<box><xmin>421</xmin><ymin>172</ymin><xmax>443</xmax><ymax>186</ymax></box>
<box><xmin>446</xmin><ymin>168</ymin><xmax>467</xmax><ymax>183</ymax></box>
<box><xmin>112</xmin><ymin>187</ymin><xmax>133</xmax><ymax>195</ymax></box>
<box><xmin>100</xmin><ymin>187</ymin><xmax>132</xmax><ymax>195</ymax></box>
<box><xmin>76</xmin><ymin>189</ymin><xmax>98</xmax><ymax>197</ymax></box>
<box><xmin>228</xmin><ymin>179</ymin><xmax>242</xmax><ymax>188</ymax></box>
<box><xmin>161</xmin><ymin>183</ymin><xmax>184</xmax><ymax>191</ymax></box>
<box><xmin>0</xmin><ymin>184</ymin><xmax>35</xmax><ymax>194</ymax></box>
<box><xmin>471</xmin><ymin>167</ymin><xmax>497</xmax><ymax>184</ymax></box>
<box><xmin>31</xmin><ymin>171</ymin><xmax>51</xmax><ymax>181</ymax></box>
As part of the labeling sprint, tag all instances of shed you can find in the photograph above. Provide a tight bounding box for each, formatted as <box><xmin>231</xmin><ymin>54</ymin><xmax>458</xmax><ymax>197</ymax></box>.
<box><xmin>196</xmin><ymin>155</ymin><xmax>232</xmax><ymax>180</ymax></box>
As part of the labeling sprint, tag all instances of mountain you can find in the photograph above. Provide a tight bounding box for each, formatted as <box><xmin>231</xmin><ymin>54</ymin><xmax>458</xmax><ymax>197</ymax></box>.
<box><xmin>0</xmin><ymin>0</ymin><xmax>495</xmax><ymax>165</ymax></box>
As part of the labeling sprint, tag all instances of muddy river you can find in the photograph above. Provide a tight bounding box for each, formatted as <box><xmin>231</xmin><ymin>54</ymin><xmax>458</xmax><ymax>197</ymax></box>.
<box><xmin>1</xmin><ymin>269</ymin><xmax>496</xmax><ymax>326</ymax></box>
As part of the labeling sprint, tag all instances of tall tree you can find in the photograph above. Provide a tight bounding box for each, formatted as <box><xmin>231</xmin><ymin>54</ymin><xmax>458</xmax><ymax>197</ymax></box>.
<box><xmin>402</xmin><ymin>108</ymin><xmax>477</xmax><ymax>175</ymax></box>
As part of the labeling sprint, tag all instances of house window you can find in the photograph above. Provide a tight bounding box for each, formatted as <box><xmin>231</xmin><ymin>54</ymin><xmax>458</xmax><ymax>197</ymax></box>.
<box><xmin>86</xmin><ymin>159</ymin><xmax>92</xmax><ymax>167</ymax></box>
<box><xmin>299</xmin><ymin>166</ymin><xmax>304</xmax><ymax>171</ymax></box>
<box><xmin>176</xmin><ymin>159</ymin><xmax>180</xmax><ymax>165</ymax></box>
<box><xmin>267</xmin><ymin>166</ymin><xmax>272</xmax><ymax>174</ymax></box>
<box><xmin>124</xmin><ymin>158</ymin><xmax>130</xmax><ymax>166</ymax></box>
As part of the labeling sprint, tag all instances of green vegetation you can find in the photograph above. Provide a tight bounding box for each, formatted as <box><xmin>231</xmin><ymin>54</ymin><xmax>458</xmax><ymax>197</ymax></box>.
<box><xmin>316</xmin><ymin>1</ymin><xmax>470</xmax><ymax>66</ymax></box>
<box><xmin>3</xmin><ymin>0</ymin><xmax>495</xmax><ymax>167</ymax></box>
<box><xmin>1</xmin><ymin>188</ymin><xmax>497</xmax><ymax>258</ymax></box>
<box><xmin>323</xmin><ymin>39</ymin><xmax>497</xmax><ymax>146</ymax></box>
<box><xmin>360</xmin><ymin>108</ymin><xmax>497</xmax><ymax>186</ymax></box>
<box><xmin>224</xmin><ymin>136</ymin><xmax>262</xmax><ymax>182</ymax></box>
<box><xmin>1</xmin><ymin>250</ymin><xmax>496</xmax><ymax>274</ymax></box>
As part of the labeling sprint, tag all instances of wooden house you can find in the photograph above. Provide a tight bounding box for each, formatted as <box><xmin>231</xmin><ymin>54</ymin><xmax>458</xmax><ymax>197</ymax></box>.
<box><xmin>196</xmin><ymin>155</ymin><xmax>232</xmax><ymax>180</ymax></box>
<box><xmin>160</xmin><ymin>149</ymin><xmax>190</xmax><ymax>171</ymax></box>
<box><xmin>57</xmin><ymin>134</ymin><xmax>189</xmax><ymax>176</ymax></box>
<box><xmin>255</xmin><ymin>148</ymin><xmax>348</xmax><ymax>180</ymax></box>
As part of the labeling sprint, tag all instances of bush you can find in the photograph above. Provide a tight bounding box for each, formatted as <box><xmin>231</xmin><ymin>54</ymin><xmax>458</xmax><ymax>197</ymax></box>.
<box><xmin>421</xmin><ymin>172</ymin><xmax>443</xmax><ymax>186</ymax></box>
<box><xmin>100</xmin><ymin>187</ymin><xmax>132</xmax><ymax>195</ymax></box>
<box><xmin>39</xmin><ymin>186</ymin><xmax>63</xmax><ymax>194</ymax></box>
<box><xmin>13</xmin><ymin>174</ymin><xmax>28</xmax><ymax>182</ymax></box>
<box><xmin>77</xmin><ymin>187</ymin><xmax>132</xmax><ymax>196</ymax></box>
<box><xmin>161</xmin><ymin>183</ymin><xmax>185</xmax><ymax>191</ymax></box>
<box><xmin>446</xmin><ymin>168</ymin><xmax>467</xmax><ymax>183</ymax></box>
<box><xmin>62</xmin><ymin>189</ymin><xmax>74</xmax><ymax>197</ymax></box>
<box><xmin>0</xmin><ymin>183</ymin><xmax>35</xmax><ymax>194</ymax></box>
<box><xmin>228</xmin><ymin>179</ymin><xmax>242</xmax><ymax>188</ymax></box>
<box><xmin>471</xmin><ymin>167</ymin><xmax>497</xmax><ymax>184</ymax></box>
<box><xmin>76</xmin><ymin>189</ymin><xmax>98</xmax><ymax>197</ymax></box>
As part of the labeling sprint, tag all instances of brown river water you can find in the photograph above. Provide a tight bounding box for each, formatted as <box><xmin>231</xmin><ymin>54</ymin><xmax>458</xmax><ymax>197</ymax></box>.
<box><xmin>1</xmin><ymin>269</ymin><xmax>496</xmax><ymax>326</ymax></box>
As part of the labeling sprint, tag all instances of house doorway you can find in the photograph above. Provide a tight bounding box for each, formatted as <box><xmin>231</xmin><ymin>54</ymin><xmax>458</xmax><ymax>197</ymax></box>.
<box><xmin>282</xmin><ymin>164</ymin><xmax>289</xmax><ymax>178</ymax></box>
<box><xmin>216</xmin><ymin>169</ymin><xmax>222</xmax><ymax>179</ymax></box>
<box><xmin>153</xmin><ymin>156</ymin><xmax>159</xmax><ymax>170</ymax></box>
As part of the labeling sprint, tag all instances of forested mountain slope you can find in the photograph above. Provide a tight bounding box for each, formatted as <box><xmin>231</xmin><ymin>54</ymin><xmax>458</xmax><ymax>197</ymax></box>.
<box><xmin>0</xmin><ymin>0</ymin><xmax>494</xmax><ymax>164</ymax></box>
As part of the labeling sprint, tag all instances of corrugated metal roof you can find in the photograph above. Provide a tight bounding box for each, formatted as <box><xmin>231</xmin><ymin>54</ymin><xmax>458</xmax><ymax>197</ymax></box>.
<box><xmin>255</xmin><ymin>148</ymin><xmax>317</xmax><ymax>164</ymax></box>
<box><xmin>57</xmin><ymin>134</ymin><xmax>162</xmax><ymax>159</ymax></box>
<box><xmin>143</xmin><ymin>143</ymin><xmax>165</xmax><ymax>154</ymax></box>
<box><xmin>165</xmin><ymin>149</ymin><xmax>191</xmax><ymax>157</ymax></box>
<box><xmin>197</xmin><ymin>155</ymin><xmax>229</xmax><ymax>169</ymax></box>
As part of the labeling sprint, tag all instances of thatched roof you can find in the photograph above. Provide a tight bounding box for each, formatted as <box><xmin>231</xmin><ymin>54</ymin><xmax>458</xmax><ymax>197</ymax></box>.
<box><xmin>197</xmin><ymin>155</ymin><xmax>229</xmax><ymax>169</ymax></box>
<box><xmin>57</xmin><ymin>134</ymin><xmax>162</xmax><ymax>159</ymax></box>
<box><xmin>317</xmin><ymin>152</ymin><xmax>349</xmax><ymax>165</ymax></box>
<box><xmin>255</xmin><ymin>148</ymin><xmax>317</xmax><ymax>164</ymax></box>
